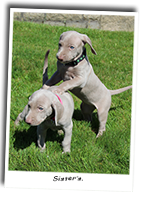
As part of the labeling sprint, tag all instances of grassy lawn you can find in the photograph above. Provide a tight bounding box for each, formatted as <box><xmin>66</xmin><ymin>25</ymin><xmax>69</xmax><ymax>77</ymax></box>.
<box><xmin>9</xmin><ymin>21</ymin><xmax>133</xmax><ymax>173</ymax></box>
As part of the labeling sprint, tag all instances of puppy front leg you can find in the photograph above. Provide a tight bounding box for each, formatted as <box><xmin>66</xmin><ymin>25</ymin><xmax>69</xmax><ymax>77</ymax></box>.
<box><xmin>53</xmin><ymin>77</ymin><xmax>84</xmax><ymax>95</ymax></box>
<box><xmin>62</xmin><ymin>121</ymin><xmax>73</xmax><ymax>153</ymax></box>
<box><xmin>37</xmin><ymin>125</ymin><xmax>47</xmax><ymax>150</ymax></box>
<box><xmin>43</xmin><ymin>71</ymin><xmax>62</xmax><ymax>88</ymax></box>
<box><xmin>14</xmin><ymin>104</ymin><xmax>28</xmax><ymax>126</ymax></box>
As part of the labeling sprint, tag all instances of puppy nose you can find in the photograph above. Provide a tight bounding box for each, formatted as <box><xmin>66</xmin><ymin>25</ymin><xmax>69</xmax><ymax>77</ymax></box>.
<box><xmin>25</xmin><ymin>118</ymin><xmax>31</xmax><ymax>125</ymax></box>
<box><xmin>56</xmin><ymin>54</ymin><xmax>64</xmax><ymax>61</ymax></box>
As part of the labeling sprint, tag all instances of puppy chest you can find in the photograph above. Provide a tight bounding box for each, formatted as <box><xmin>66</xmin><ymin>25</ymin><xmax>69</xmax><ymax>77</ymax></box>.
<box><xmin>62</xmin><ymin>68</ymin><xmax>76</xmax><ymax>81</ymax></box>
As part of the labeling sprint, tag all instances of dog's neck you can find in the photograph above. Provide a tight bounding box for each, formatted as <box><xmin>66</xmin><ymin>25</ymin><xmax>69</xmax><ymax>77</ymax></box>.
<box><xmin>64</xmin><ymin>47</ymin><xmax>86</xmax><ymax>67</ymax></box>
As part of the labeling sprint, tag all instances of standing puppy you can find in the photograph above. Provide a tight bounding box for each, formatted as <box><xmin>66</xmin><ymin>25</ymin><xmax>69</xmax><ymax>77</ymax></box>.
<box><xmin>43</xmin><ymin>31</ymin><xmax>132</xmax><ymax>138</ymax></box>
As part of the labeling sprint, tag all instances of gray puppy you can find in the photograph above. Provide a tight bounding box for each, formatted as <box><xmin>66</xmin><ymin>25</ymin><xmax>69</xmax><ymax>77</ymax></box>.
<box><xmin>15</xmin><ymin>50</ymin><xmax>74</xmax><ymax>153</ymax></box>
<box><xmin>43</xmin><ymin>31</ymin><xmax>132</xmax><ymax>138</ymax></box>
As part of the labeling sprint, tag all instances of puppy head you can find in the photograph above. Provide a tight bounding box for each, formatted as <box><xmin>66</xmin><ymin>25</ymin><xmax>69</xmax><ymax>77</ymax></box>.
<box><xmin>56</xmin><ymin>31</ymin><xmax>97</xmax><ymax>64</ymax></box>
<box><xmin>25</xmin><ymin>90</ymin><xmax>64</xmax><ymax>126</ymax></box>
<box><xmin>25</xmin><ymin>90</ymin><xmax>52</xmax><ymax>126</ymax></box>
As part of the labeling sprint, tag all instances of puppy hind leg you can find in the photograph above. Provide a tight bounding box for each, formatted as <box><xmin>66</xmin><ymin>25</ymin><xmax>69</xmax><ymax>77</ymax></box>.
<box><xmin>96</xmin><ymin>93</ymin><xmax>111</xmax><ymax>138</ymax></box>
<box><xmin>96</xmin><ymin>107</ymin><xmax>109</xmax><ymax>138</ymax></box>
<box><xmin>80</xmin><ymin>102</ymin><xmax>95</xmax><ymax>122</ymax></box>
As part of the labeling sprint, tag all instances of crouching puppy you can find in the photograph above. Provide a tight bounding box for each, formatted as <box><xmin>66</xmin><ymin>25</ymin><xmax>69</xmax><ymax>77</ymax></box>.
<box><xmin>15</xmin><ymin>88</ymin><xmax>74</xmax><ymax>153</ymax></box>
<box><xmin>15</xmin><ymin>50</ymin><xmax>74</xmax><ymax>153</ymax></box>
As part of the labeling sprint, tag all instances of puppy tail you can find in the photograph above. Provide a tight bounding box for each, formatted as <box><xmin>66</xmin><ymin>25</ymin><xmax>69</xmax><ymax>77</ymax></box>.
<box><xmin>110</xmin><ymin>85</ymin><xmax>132</xmax><ymax>95</ymax></box>
<box><xmin>43</xmin><ymin>50</ymin><xmax>50</xmax><ymax>85</ymax></box>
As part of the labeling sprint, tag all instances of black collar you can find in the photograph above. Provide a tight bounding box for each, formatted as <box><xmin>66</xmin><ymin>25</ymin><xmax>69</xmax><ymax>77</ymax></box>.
<box><xmin>65</xmin><ymin>48</ymin><xmax>86</xmax><ymax>67</ymax></box>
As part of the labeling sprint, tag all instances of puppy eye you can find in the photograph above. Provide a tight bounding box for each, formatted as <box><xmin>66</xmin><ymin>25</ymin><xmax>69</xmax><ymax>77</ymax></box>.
<box><xmin>70</xmin><ymin>46</ymin><xmax>74</xmax><ymax>49</ymax></box>
<box><xmin>59</xmin><ymin>43</ymin><xmax>62</xmax><ymax>47</ymax></box>
<box><xmin>28</xmin><ymin>104</ymin><xmax>31</xmax><ymax>109</ymax></box>
<box><xmin>38</xmin><ymin>107</ymin><xmax>43</xmax><ymax>111</ymax></box>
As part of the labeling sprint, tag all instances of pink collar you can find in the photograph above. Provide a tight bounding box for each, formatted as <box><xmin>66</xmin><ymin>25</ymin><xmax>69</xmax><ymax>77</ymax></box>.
<box><xmin>55</xmin><ymin>94</ymin><xmax>63</xmax><ymax>105</ymax></box>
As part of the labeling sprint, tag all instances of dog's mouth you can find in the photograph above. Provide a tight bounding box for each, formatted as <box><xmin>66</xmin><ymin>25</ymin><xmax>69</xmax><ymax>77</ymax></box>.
<box><xmin>57</xmin><ymin>58</ymin><xmax>65</xmax><ymax>63</ymax></box>
<box><xmin>25</xmin><ymin>116</ymin><xmax>47</xmax><ymax>126</ymax></box>
<box><xmin>57</xmin><ymin>55</ymin><xmax>82</xmax><ymax>66</ymax></box>
<box><xmin>56</xmin><ymin>52</ymin><xmax>78</xmax><ymax>64</ymax></box>
<box><xmin>56</xmin><ymin>56</ymin><xmax>74</xmax><ymax>64</ymax></box>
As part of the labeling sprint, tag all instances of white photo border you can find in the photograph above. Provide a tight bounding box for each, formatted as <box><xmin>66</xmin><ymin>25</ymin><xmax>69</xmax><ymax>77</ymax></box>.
<box><xmin>5</xmin><ymin>8</ymin><xmax>138</xmax><ymax>192</ymax></box>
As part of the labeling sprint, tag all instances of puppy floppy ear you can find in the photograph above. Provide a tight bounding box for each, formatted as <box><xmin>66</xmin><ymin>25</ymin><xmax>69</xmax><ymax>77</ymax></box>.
<box><xmin>51</xmin><ymin>101</ymin><xmax>64</xmax><ymax>126</ymax></box>
<box><xmin>81</xmin><ymin>34</ymin><xmax>97</xmax><ymax>55</ymax></box>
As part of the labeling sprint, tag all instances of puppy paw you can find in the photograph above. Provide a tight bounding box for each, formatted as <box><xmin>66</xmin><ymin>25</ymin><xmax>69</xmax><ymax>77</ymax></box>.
<box><xmin>42</xmin><ymin>85</ymin><xmax>50</xmax><ymax>90</ymax></box>
<box><xmin>52</xmin><ymin>88</ymin><xmax>64</xmax><ymax>95</ymax></box>
<box><xmin>96</xmin><ymin>131</ymin><xmax>103</xmax><ymax>138</ymax></box>
<box><xmin>14</xmin><ymin>115</ymin><xmax>22</xmax><ymax>128</ymax></box>
<box><xmin>58</xmin><ymin>130</ymin><xmax>64</xmax><ymax>135</ymax></box>
<box><xmin>40</xmin><ymin>148</ymin><xmax>46</xmax><ymax>153</ymax></box>
<box><xmin>14</xmin><ymin>119</ymin><xmax>19</xmax><ymax>127</ymax></box>
<box><xmin>40</xmin><ymin>145</ymin><xmax>46</xmax><ymax>153</ymax></box>
<box><xmin>37</xmin><ymin>142</ymin><xmax>46</xmax><ymax>152</ymax></box>
<box><xmin>62</xmin><ymin>148</ymin><xmax>71</xmax><ymax>154</ymax></box>
<box><xmin>62</xmin><ymin>150</ymin><xmax>70</xmax><ymax>154</ymax></box>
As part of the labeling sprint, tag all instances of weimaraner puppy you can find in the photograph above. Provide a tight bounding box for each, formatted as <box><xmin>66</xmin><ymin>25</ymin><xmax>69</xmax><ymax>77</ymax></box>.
<box><xmin>43</xmin><ymin>31</ymin><xmax>132</xmax><ymax>138</ymax></box>
<box><xmin>15</xmin><ymin>50</ymin><xmax>74</xmax><ymax>153</ymax></box>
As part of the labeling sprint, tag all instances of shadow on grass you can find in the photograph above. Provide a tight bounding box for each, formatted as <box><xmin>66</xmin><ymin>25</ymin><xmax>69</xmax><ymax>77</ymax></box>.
<box><xmin>13</xmin><ymin>126</ymin><xmax>37</xmax><ymax>150</ymax></box>
<box><xmin>13</xmin><ymin>126</ymin><xmax>64</xmax><ymax>151</ymax></box>
<box><xmin>73</xmin><ymin>108</ymin><xmax>99</xmax><ymax>134</ymax></box>
<box><xmin>73</xmin><ymin>106</ymin><xmax>119</xmax><ymax>134</ymax></box>
<box><xmin>13</xmin><ymin>106</ymin><xmax>119</xmax><ymax>150</ymax></box>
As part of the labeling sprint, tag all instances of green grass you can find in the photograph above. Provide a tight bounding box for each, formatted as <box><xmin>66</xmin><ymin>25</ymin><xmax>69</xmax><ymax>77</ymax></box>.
<box><xmin>9</xmin><ymin>21</ymin><xmax>133</xmax><ymax>174</ymax></box>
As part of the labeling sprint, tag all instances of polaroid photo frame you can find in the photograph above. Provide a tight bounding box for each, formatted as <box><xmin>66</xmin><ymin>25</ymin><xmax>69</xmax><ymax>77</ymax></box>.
<box><xmin>5</xmin><ymin>8</ymin><xmax>138</xmax><ymax>191</ymax></box>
